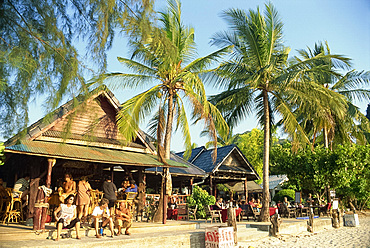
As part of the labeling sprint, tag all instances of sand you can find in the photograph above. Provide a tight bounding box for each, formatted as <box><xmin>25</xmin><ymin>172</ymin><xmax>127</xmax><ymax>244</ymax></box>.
<box><xmin>240</xmin><ymin>214</ymin><xmax>370</xmax><ymax>248</ymax></box>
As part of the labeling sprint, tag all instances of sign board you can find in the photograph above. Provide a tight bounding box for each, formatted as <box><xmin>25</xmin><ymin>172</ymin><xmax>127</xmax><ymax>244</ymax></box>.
<box><xmin>330</xmin><ymin>190</ymin><xmax>336</xmax><ymax>198</ymax></box>
<box><xmin>295</xmin><ymin>192</ymin><xmax>301</xmax><ymax>203</ymax></box>
<box><xmin>332</xmin><ymin>200</ymin><xmax>339</xmax><ymax>210</ymax></box>
<box><xmin>205</xmin><ymin>226</ymin><xmax>234</xmax><ymax>248</ymax></box>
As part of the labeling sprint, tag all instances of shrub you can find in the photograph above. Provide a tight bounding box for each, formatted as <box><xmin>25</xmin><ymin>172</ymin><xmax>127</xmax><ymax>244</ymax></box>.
<box><xmin>187</xmin><ymin>185</ymin><xmax>216</xmax><ymax>219</ymax></box>
<box><xmin>273</xmin><ymin>189</ymin><xmax>295</xmax><ymax>203</ymax></box>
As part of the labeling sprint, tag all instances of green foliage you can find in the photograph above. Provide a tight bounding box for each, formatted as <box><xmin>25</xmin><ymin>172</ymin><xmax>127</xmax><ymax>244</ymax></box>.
<box><xmin>0</xmin><ymin>143</ymin><xmax>4</xmax><ymax>166</ymax></box>
<box><xmin>0</xmin><ymin>0</ymin><xmax>154</xmax><ymax>139</ymax></box>
<box><xmin>187</xmin><ymin>185</ymin><xmax>216</xmax><ymax>219</ymax></box>
<box><xmin>273</xmin><ymin>189</ymin><xmax>295</xmax><ymax>203</ymax></box>
<box><xmin>99</xmin><ymin>0</ymin><xmax>230</xmax><ymax>159</ymax></box>
<box><xmin>234</xmin><ymin>128</ymin><xmax>279</xmax><ymax>184</ymax></box>
<box><xmin>271</xmin><ymin>143</ymin><xmax>370</xmax><ymax>210</ymax></box>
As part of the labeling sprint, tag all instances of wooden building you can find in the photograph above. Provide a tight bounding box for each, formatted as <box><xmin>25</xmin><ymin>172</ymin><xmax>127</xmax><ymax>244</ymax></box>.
<box><xmin>1</xmin><ymin>86</ymin><xmax>185</xmax><ymax>224</ymax></box>
<box><xmin>176</xmin><ymin>145</ymin><xmax>260</xmax><ymax>200</ymax></box>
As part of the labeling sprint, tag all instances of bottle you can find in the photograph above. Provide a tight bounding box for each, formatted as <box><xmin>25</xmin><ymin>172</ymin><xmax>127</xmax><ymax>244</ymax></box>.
<box><xmin>99</xmin><ymin>227</ymin><xmax>103</xmax><ymax>235</ymax></box>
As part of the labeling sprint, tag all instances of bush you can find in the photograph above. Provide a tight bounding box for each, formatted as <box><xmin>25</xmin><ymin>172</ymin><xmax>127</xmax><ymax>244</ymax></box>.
<box><xmin>273</xmin><ymin>189</ymin><xmax>295</xmax><ymax>203</ymax></box>
<box><xmin>187</xmin><ymin>185</ymin><xmax>216</xmax><ymax>219</ymax></box>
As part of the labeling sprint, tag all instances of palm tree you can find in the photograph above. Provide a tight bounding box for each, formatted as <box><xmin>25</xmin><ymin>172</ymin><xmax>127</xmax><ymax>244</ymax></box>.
<box><xmin>293</xmin><ymin>42</ymin><xmax>370</xmax><ymax>149</ymax></box>
<box><xmin>208</xmin><ymin>3</ymin><xmax>347</xmax><ymax>221</ymax></box>
<box><xmin>97</xmin><ymin>0</ymin><xmax>229</xmax><ymax>222</ymax></box>
<box><xmin>101</xmin><ymin>0</ymin><xmax>229</xmax><ymax>160</ymax></box>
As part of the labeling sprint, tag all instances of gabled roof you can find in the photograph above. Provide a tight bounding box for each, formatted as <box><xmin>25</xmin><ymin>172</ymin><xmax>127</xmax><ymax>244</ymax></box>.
<box><xmin>4</xmin><ymin>86</ymin><xmax>185</xmax><ymax>168</ymax></box>
<box><xmin>176</xmin><ymin>146</ymin><xmax>206</xmax><ymax>163</ymax></box>
<box><xmin>5</xmin><ymin>85</ymin><xmax>154</xmax><ymax>152</ymax></box>
<box><xmin>176</xmin><ymin>144</ymin><xmax>260</xmax><ymax>180</ymax></box>
<box><xmin>145</xmin><ymin>152</ymin><xmax>206</xmax><ymax>177</ymax></box>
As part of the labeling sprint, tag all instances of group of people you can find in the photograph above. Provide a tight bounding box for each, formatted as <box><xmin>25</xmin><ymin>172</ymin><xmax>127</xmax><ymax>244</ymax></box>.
<box><xmin>53</xmin><ymin>173</ymin><xmax>138</xmax><ymax>240</ymax></box>
<box><xmin>54</xmin><ymin>194</ymin><xmax>132</xmax><ymax>241</ymax></box>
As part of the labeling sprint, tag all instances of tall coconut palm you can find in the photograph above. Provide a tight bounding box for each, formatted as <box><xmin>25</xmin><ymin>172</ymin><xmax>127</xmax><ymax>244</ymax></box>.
<box><xmin>97</xmin><ymin>0</ymin><xmax>229</xmax><ymax>222</ymax></box>
<box><xmin>101</xmin><ymin>0</ymin><xmax>229</xmax><ymax>160</ymax></box>
<box><xmin>208</xmin><ymin>3</ymin><xmax>348</xmax><ymax>221</ymax></box>
<box><xmin>293</xmin><ymin>42</ymin><xmax>370</xmax><ymax>149</ymax></box>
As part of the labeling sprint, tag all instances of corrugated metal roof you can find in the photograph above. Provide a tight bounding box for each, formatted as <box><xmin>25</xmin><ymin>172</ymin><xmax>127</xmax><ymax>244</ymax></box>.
<box><xmin>5</xmin><ymin>140</ymin><xmax>186</xmax><ymax>168</ymax></box>
<box><xmin>145</xmin><ymin>153</ymin><xmax>206</xmax><ymax>177</ymax></box>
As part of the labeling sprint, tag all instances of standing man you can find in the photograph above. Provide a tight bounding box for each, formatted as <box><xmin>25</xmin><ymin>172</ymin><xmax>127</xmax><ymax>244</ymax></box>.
<box><xmin>102</xmin><ymin>176</ymin><xmax>117</xmax><ymax>215</ymax></box>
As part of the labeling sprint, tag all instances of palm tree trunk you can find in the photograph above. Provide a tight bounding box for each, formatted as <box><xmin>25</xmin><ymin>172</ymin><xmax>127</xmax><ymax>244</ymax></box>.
<box><xmin>164</xmin><ymin>91</ymin><xmax>175</xmax><ymax>159</ymax></box>
<box><xmin>154</xmin><ymin>91</ymin><xmax>175</xmax><ymax>223</ymax></box>
<box><xmin>260</xmin><ymin>89</ymin><xmax>270</xmax><ymax>222</ymax></box>
<box><xmin>323</xmin><ymin>126</ymin><xmax>329</xmax><ymax>149</ymax></box>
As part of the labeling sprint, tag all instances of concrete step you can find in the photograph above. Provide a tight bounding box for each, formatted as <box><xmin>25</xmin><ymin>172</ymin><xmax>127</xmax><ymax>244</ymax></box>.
<box><xmin>237</xmin><ymin>227</ymin><xmax>269</xmax><ymax>242</ymax></box>
<box><xmin>0</xmin><ymin>220</ymin><xmax>198</xmax><ymax>241</ymax></box>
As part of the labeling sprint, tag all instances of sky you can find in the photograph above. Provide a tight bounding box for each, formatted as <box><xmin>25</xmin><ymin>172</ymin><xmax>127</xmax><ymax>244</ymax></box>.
<box><xmin>27</xmin><ymin>0</ymin><xmax>370</xmax><ymax>152</ymax></box>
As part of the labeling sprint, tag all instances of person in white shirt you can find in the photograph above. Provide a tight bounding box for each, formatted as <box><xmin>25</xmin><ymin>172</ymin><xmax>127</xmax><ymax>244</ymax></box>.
<box><xmin>91</xmin><ymin>198</ymin><xmax>115</xmax><ymax>238</ymax></box>
<box><xmin>53</xmin><ymin>194</ymin><xmax>81</xmax><ymax>241</ymax></box>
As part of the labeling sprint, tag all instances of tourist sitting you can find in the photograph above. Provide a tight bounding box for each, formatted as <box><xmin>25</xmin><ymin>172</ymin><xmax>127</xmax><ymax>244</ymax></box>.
<box><xmin>124</xmin><ymin>180</ymin><xmax>138</xmax><ymax>193</ymax></box>
<box><xmin>58</xmin><ymin>173</ymin><xmax>76</xmax><ymax>203</ymax></box>
<box><xmin>91</xmin><ymin>198</ymin><xmax>115</xmax><ymax>238</ymax></box>
<box><xmin>12</xmin><ymin>174</ymin><xmax>30</xmax><ymax>198</ymax></box>
<box><xmin>256</xmin><ymin>198</ymin><xmax>262</xmax><ymax>211</ymax></box>
<box><xmin>249</xmin><ymin>198</ymin><xmax>257</xmax><ymax>209</ymax></box>
<box><xmin>214</xmin><ymin>198</ymin><xmax>224</xmax><ymax>210</ymax></box>
<box><xmin>54</xmin><ymin>194</ymin><xmax>81</xmax><ymax>241</ymax></box>
<box><xmin>283</xmin><ymin>197</ymin><xmax>291</xmax><ymax>207</ymax></box>
<box><xmin>115</xmin><ymin>201</ymin><xmax>132</xmax><ymax>235</ymax></box>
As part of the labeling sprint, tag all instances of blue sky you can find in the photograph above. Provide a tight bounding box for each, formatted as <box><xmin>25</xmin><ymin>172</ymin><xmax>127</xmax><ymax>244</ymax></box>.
<box><xmin>27</xmin><ymin>0</ymin><xmax>370</xmax><ymax>152</ymax></box>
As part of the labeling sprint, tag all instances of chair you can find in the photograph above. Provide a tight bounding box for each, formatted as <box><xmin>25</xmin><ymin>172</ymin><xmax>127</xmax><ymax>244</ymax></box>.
<box><xmin>281</xmin><ymin>204</ymin><xmax>297</xmax><ymax>218</ymax></box>
<box><xmin>244</xmin><ymin>204</ymin><xmax>260</xmax><ymax>221</ymax></box>
<box><xmin>2</xmin><ymin>188</ymin><xmax>23</xmax><ymax>224</ymax></box>
<box><xmin>126</xmin><ymin>192</ymin><xmax>138</xmax><ymax>202</ymax></box>
<box><xmin>205</xmin><ymin>205</ymin><xmax>222</xmax><ymax>223</ymax></box>
<box><xmin>177</xmin><ymin>204</ymin><xmax>188</xmax><ymax>220</ymax></box>
<box><xmin>188</xmin><ymin>205</ymin><xmax>197</xmax><ymax>220</ymax></box>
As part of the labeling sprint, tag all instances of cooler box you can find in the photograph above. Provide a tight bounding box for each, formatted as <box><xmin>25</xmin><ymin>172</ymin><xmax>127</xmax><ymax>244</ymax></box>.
<box><xmin>205</xmin><ymin>226</ymin><xmax>234</xmax><ymax>248</ymax></box>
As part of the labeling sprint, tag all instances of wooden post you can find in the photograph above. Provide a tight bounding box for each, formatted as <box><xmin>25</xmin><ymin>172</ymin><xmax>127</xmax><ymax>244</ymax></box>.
<box><xmin>209</xmin><ymin>175</ymin><xmax>213</xmax><ymax>196</ymax></box>
<box><xmin>244</xmin><ymin>179</ymin><xmax>248</xmax><ymax>202</ymax></box>
<box><xmin>46</xmin><ymin>158</ymin><xmax>56</xmax><ymax>188</ymax></box>
<box><xmin>189</xmin><ymin>177</ymin><xmax>193</xmax><ymax>195</ymax></box>
<box><xmin>270</xmin><ymin>213</ymin><xmax>282</xmax><ymax>237</ymax></box>
<box><xmin>110</xmin><ymin>166</ymin><xmax>114</xmax><ymax>181</ymax></box>
<box><xmin>34</xmin><ymin>158</ymin><xmax>55</xmax><ymax>232</ymax></box>
<box><xmin>227</xmin><ymin>207</ymin><xmax>237</xmax><ymax>245</ymax></box>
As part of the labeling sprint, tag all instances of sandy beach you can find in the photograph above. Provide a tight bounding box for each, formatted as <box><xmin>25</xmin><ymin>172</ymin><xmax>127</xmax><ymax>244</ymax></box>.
<box><xmin>240</xmin><ymin>213</ymin><xmax>370</xmax><ymax>248</ymax></box>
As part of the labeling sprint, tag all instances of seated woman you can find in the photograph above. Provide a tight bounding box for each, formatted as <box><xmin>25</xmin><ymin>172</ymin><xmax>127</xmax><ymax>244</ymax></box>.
<box><xmin>256</xmin><ymin>198</ymin><xmax>262</xmax><ymax>211</ymax></box>
<box><xmin>59</xmin><ymin>174</ymin><xmax>76</xmax><ymax>203</ymax></box>
<box><xmin>249</xmin><ymin>198</ymin><xmax>257</xmax><ymax>209</ymax></box>
<box><xmin>214</xmin><ymin>198</ymin><xmax>224</xmax><ymax>210</ymax></box>
<box><xmin>283</xmin><ymin>197</ymin><xmax>291</xmax><ymax>207</ymax></box>
<box><xmin>54</xmin><ymin>194</ymin><xmax>81</xmax><ymax>241</ymax></box>
<box><xmin>115</xmin><ymin>201</ymin><xmax>132</xmax><ymax>235</ymax></box>
<box><xmin>91</xmin><ymin>198</ymin><xmax>115</xmax><ymax>238</ymax></box>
